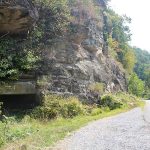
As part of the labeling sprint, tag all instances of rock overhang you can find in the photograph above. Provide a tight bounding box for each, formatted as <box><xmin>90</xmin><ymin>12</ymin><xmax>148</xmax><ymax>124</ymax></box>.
<box><xmin>0</xmin><ymin>0</ymin><xmax>38</xmax><ymax>35</ymax></box>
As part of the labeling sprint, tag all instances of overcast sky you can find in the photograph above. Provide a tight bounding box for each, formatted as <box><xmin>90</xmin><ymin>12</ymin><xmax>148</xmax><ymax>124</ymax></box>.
<box><xmin>110</xmin><ymin>0</ymin><xmax>150</xmax><ymax>52</ymax></box>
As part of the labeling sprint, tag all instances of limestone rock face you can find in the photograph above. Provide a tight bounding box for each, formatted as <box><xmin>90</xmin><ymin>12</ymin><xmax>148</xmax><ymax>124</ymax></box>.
<box><xmin>37</xmin><ymin>1</ymin><xmax>127</xmax><ymax>103</ymax></box>
<box><xmin>0</xmin><ymin>0</ymin><xmax>127</xmax><ymax>103</ymax></box>
<box><xmin>0</xmin><ymin>0</ymin><xmax>38</xmax><ymax>34</ymax></box>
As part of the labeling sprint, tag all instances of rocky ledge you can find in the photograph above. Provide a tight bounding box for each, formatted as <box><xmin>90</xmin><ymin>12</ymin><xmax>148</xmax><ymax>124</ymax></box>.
<box><xmin>0</xmin><ymin>0</ymin><xmax>38</xmax><ymax>35</ymax></box>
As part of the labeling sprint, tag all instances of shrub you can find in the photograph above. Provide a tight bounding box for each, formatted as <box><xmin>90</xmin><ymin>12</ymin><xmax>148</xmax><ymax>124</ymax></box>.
<box><xmin>31</xmin><ymin>95</ymin><xmax>85</xmax><ymax>120</ymax></box>
<box><xmin>61</xmin><ymin>98</ymin><xmax>84</xmax><ymax>118</ymax></box>
<box><xmin>107</xmin><ymin>92</ymin><xmax>143</xmax><ymax>108</ymax></box>
<box><xmin>31</xmin><ymin>95</ymin><xmax>62</xmax><ymax>120</ymax></box>
<box><xmin>100</xmin><ymin>95</ymin><xmax>122</xmax><ymax>110</ymax></box>
<box><xmin>31</xmin><ymin>106</ymin><xmax>59</xmax><ymax>120</ymax></box>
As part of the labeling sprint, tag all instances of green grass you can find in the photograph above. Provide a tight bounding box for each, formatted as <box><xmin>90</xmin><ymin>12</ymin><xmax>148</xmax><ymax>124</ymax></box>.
<box><xmin>1</xmin><ymin>102</ymin><xmax>145</xmax><ymax>150</ymax></box>
<box><xmin>0</xmin><ymin>93</ymin><xmax>145</xmax><ymax>150</ymax></box>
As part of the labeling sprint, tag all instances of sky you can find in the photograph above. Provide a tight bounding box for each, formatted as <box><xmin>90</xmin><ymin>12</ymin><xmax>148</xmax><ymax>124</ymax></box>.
<box><xmin>110</xmin><ymin>0</ymin><xmax>150</xmax><ymax>52</ymax></box>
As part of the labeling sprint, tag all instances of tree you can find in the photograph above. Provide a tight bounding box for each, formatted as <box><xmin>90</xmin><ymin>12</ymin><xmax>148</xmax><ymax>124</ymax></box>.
<box><xmin>104</xmin><ymin>9</ymin><xmax>136</xmax><ymax>74</ymax></box>
<box><xmin>122</xmin><ymin>47</ymin><xmax>136</xmax><ymax>74</ymax></box>
<box><xmin>128</xmin><ymin>73</ymin><xmax>145</xmax><ymax>97</ymax></box>
<box><xmin>133</xmin><ymin>47</ymin><xmax>150</xmax><ymax>80</ymax></box>
<box><xmin>144</xmin><ymin>69</ymin><xmax>150</xmax><ymax>88</ymax></box>
<box><xmin>104</xmin><ymin>9</ymin><xmax>131</xmax><ymax>45</ymax></box>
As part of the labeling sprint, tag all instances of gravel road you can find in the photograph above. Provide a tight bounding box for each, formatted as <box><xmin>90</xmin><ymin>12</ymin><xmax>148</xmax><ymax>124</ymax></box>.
<box><xmin>53</xmin><ymin>101</ymin><xmax>150</xmax><ymax>150</ymax></box>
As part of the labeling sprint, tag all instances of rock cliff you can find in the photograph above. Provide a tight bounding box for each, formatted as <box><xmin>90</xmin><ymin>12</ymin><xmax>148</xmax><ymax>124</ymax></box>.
<box><xmin>36</xmin><ymin>0</ymin><xmax>127</xmax><ymax>103</ymax></box>
<box><xmin>0</xmin><ymin>0</ymin><xmax>127</xmax><ymax>103</ymax></box>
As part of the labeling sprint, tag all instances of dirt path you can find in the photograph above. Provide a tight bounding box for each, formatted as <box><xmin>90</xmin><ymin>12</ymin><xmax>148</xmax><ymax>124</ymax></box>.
<box><xmin>53</xmin><ymin>101</ymin><xmax>150</xmax><ymax>150</ymax></box>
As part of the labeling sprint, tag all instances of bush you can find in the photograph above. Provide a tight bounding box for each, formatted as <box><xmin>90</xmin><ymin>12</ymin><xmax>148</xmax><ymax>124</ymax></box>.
<box><xmin>31</xmin><ymin>106</ymin><xmax>59</xmax><ymax>120</ymax></box>
<box><xmin>31</xmin><ymin>93</ymin><xmax>141</xmax><ymax>120</ymax></box>
<box><xmin>100</xmin><ymin>95</ymin><xmax>122</xmax><ymax>110</ymax></box>
<box><xmin>31</xmin><ymin>95</ymin><xmax>62</xmax><ymax>120</ymax></box>
<box><xmin>61</xmin><ymin>98</ymin><xmax>84</xmax><ymax>118</ymax></box>
<box><xmin>31</xmin><ymin>95</ymin><xmax>85</xmax><ymax>120</ymax></box>
<box><xmin>106</xmin><ymin>92</ymin><xmax>143</xmax><ymax>108</ymax></box>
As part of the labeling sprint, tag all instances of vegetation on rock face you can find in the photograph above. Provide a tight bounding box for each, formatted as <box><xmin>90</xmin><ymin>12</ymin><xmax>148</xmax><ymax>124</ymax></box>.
<box><xmin>33</xmin><ymin>0</ymin><xmax>70</xmax><ymax>40</ymax></box>
<box><xmin>88</xmin><ymin>82</ymin><xmax>105</xmax><ymax>95</ymax></box>
<box><xmin>0</xmin><ymin>0</ymin><xmax>71</xmax><ymax>80</ymax></box>
<box><xmin>0</xmin><ymin>38</ymin><xmax>38</xmax><ymax>80</ymax></box>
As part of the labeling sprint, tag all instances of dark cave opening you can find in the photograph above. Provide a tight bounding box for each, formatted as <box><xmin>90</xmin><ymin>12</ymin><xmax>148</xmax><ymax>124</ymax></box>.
<box><xmin>0</xmin><ymin>94</ymin><xmax>39</xmax><ymax>110</ymax></box>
